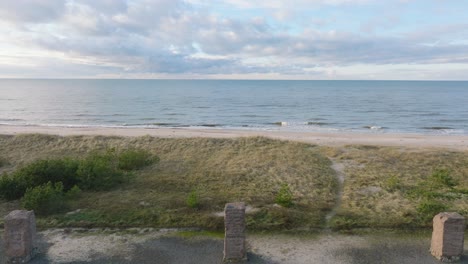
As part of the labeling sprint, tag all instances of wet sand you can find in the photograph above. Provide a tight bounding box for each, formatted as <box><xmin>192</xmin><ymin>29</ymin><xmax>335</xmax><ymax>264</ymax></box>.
<box><xmin>1</xmin><ymin>125</ymin><xmax>468</xmax><ymax>150</ymax></box>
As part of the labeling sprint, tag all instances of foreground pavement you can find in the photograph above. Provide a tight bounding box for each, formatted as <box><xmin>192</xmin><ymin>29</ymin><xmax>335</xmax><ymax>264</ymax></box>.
<box><xmin>1</xmin><ymin>228</ymin><xmax>467</xmax><ymax>264</ymax></box>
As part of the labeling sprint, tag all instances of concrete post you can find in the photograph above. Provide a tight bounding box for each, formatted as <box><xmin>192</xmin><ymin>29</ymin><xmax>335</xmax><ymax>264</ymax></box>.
<box><xmin>224</xmin><ymin>202</ymin><xmax>247</xmax><ymax>262</ymax></box>
<box><xmin>430</xmin><ymin>212</ymin><xmax>465</xmax><ymax>263</ymax></box>
<box><xmin>3</xmin><ymin>210</ymin><xmax>37</xmax><ymax>264</ymax></box>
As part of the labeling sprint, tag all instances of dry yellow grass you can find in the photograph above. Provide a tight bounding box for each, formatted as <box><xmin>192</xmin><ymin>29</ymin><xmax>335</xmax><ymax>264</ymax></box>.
<box><xmin>325</xmin><ymin>145</ymin><xmax>468</xmax><ymax>229</ymax></box>
<box><xmin>2</xmin><ymin>134</ymin><xmax>466</xmax><ymax>231</ymax></box>
<box><xmin>0</xmin><ymin>134</ymin><xmax>336</xmax><ymax>230</ymax></box>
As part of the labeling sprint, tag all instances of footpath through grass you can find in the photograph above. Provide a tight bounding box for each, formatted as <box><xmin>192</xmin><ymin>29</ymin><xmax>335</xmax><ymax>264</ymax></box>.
<box><xmin>1</xmin><ymin>134</ymin><xmax>467</xmax><ymax>231</ymax></box>
<box><xmin>322</xmin><ymin>145</ymin><xmax>468</xmax><ymax>230</ymax></box>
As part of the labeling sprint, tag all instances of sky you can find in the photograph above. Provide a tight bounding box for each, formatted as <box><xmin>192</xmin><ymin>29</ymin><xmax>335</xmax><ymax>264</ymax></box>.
<box><xmin>1</xmin><ymin>0</ymin><xmax>468</xmax><ymax>80</ymax></box>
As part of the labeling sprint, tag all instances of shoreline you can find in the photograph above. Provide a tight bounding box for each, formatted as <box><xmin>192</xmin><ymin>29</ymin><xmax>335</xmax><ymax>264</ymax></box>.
<box><xmin>1</xmin><ymin>124</ymin><xmax>467</xmax><ymax>150</ymax></box>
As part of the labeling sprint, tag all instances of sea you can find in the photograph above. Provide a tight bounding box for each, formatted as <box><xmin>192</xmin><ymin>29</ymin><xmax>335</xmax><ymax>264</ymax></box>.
<box><xmin>0</xmin><ymin>79</ymin><xmax>467</xmax><ymax>135</ymax></box>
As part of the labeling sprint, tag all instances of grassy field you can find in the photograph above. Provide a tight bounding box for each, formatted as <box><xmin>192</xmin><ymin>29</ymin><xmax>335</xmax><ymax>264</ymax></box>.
<box><xmin>0</xmin><ymin>134</ymin><xmax>336</xmax><ymax>230</ymax></box>
<box><xmin>0</xmin><ymin>134</ymin><xmax>467</xmax><ymax>231</ymax></box>
<box><xmin>323</xmin><ymin>145</ymin><xmax>468</xmax><ymax>229</ymax></box>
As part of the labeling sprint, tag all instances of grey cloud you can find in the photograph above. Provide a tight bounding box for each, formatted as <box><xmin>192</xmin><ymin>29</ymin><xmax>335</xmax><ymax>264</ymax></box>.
<box><xmin>0</xmin><ymin>0</ymin><xmax>65</xmax><ymax>23</ymax></box>
<box><xmin>2</xmin><ymin>0</ymin><xmax>468</xmax><ymax>77</ymax></box>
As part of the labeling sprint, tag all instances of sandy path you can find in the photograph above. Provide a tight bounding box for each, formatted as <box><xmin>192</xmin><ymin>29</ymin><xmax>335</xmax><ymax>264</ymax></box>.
<box><xmin>1</xmin><ymin>125</ymin><xmax>468</xmax><ymax>150</ymax></box>
<box><xmin>325</xmin><ymin>160</ymin><xmax>346</xmax><ymax>226</ymax></box>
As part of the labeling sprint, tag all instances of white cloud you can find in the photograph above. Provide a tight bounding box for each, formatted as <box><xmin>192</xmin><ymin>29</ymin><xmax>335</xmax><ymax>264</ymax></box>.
<box><xmin>0</xmin><ymin>0</ymin><xmax>467</xmax><ymax>79</ymax></box>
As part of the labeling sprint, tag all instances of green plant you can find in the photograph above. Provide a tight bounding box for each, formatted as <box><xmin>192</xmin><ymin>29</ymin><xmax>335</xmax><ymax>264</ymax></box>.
<box><xmin>66</xmin><ymin>185</ymin><xmax>82</xmax><ymax>199</ymax></box>
<box><xmin>76</xmin><ymin>152</ymin><xmax>125</xmax><ymax>191</ymax></box>
<box><xmin>275</xmin><ymin>183</ymin><xmax>293</xmax><ymax>207</ymax></box>
<box><xmin>0</xmin><ymin>159</ymin><xmax>80</xmax><ymax>200</ymax></box>
<box><xmin>384</xmin><ymin>175</ymin><xmax>401</xmax><ymax>192</ymax></box>
<box><xmin>21</xmin><ymin>182</ymin><xmax>66</xmax><ymax>215</ymax></box>
<box><xmin>186</xmin><ymin>190</ymin><xmax>200</xmax><ymax>209</ymax></box>
<box><xmin>118</xmin><ymin>149</ymin><xmax>157</xmax><ymax>171</ymax></box>
<box><xmin>417</xmin><ymin>199</ymin><xmax>448</xmax><ymax>223</ymax></box>
<box><xmin>0</xmin><ymin>173</ymin><xmax>25</xmax><ymax>200</ymax></box>
<box><xmin>429</xmin><ymin>169</ymin><xmax>457</xmax><ymax>188</ymax></box>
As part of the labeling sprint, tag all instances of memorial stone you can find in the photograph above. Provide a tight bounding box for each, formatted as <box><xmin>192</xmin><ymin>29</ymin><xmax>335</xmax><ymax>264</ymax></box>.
<box><xmin>224</xmin><ymin>202</ymin><xmax>247</xmax><ymax>262</ymax></box>
<box><xmin>430</xmin><ymin>212</ymin><xmax>465</xmax><ymax>263</ymax></box>
<box><xmin>3</xmin><ymin>210</ymin><xmax>37</xmax><ymax>264</ymax></box>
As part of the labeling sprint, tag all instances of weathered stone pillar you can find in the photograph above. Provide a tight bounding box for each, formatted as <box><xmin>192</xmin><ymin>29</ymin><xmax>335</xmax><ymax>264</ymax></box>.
<box><xmin>224</xmin><ymin>202</ymin><xmax>247</xmax><ymax>262</ymax></box>
<box><xmin>430</xmin><ymin>212</ymin><xmax>465</xmax><ymax>263</ymax></box>
<box><xmin>3</xmin><ymin>210</ymin><xmax>37</xmax><ymax>264</ymax></box>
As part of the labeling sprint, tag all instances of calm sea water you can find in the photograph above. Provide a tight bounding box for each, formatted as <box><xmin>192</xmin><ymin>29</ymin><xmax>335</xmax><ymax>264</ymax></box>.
<box><xmin>0</xmin><ymin>79</ymin><xmax>467</xmax><ymax>135</ymax></box>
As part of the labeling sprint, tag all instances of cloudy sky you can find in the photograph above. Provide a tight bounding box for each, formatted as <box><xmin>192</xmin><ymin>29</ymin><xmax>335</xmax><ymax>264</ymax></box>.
<box><xmin>1</xmin><ymin>0</ymin><xmax>468</xmax><ymax>79</ymax></box>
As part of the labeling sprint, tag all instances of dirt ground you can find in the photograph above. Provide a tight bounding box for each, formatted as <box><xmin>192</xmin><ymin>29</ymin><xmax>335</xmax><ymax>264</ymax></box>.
<box><xmin>1</xmin><ymin>228</ymin><xmax>467</xmax><ymax>264</ymax></box>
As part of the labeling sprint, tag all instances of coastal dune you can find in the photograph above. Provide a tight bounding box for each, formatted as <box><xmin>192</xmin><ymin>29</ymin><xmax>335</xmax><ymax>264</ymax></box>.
<box><xmin>1</xmin><ymin>125</ymin><xmax>467</xmax><ymax>150</ymax></box>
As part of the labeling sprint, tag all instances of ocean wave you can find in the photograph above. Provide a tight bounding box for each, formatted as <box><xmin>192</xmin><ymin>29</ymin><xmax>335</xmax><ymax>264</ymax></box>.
<box><xmin>199</xmin><ymin>124</ymin><xmax>223</xmax><ymax>127</ymax></box>
<box><xmin>272</xmin><ymin>121</ymin><xmax>331</xmax><ymax>127</ymax></box>
<box><xmin>307</xmin><ymin>122</ymin><xmax>331</xmax><ymax>126</ymax></box>
<box><xmin>421</xmin><ymin>126</ymin><xmax>454</xmax><ymax>130</ymax></box>
<box><xmin>363</xmin><ymin>126</ymin><xmax>385</xmax><ymax>130</ymax></box>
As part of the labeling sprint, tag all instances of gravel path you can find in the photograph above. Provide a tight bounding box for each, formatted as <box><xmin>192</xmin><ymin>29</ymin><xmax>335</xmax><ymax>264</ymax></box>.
<box><xmin>1</xmin><ymin>229</ymin><xmax>467</xmax><ymax>264</ymax></box>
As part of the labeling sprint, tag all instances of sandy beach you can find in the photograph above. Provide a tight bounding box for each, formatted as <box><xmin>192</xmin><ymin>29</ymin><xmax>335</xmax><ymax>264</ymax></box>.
<box><xmin>1</xmin><ymin>124</ymin><xmax>467</xmax><ymax>150</ymax></box>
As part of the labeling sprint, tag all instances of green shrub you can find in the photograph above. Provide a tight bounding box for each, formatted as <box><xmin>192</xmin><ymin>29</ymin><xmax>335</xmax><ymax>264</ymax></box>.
<box><xmin>66</xmin><ymin>185</ymin><xmax>82</xmax><ymax>199</ymax></box>
<box><xmin>21</xmin><ymin>182</ymin><xmax>66</xmax><ymax>215</ymax></box>
<box><xmin>76</xmin><ymin>152</ymin><xmax>125</xmax><ymax>191</ymax></box>
<box><xmin>4</xmin><ymin>159</ymin><xmax>80</xmax><ymax>200</ymax></box>
<box><xmin>275</xmin><ymin>184</ymin><xmax>293</xmax><ymax>207</ymax></box>
<box><xmin>0</xmin><ymin>149</ymin><xmax>150</xmax><ymax>201</ymax></box>
<box><xmin>118</xmin><ymin>149</ymin><xmax>157</xmax><ymax>171</ymax></box>
<box><xmin>186</xmin><ymin>190</ymin><xmax>200</xmax><ymax>209</ymax></box>
<box><xmin>0</xmin><ymin>173</ymin><xmax>25</xmax><ymax>200</ymax></box>
<box><xmin>417</xmin><ymin>199</ymin><xmax>448</xmax><ymax>223</ymax></box>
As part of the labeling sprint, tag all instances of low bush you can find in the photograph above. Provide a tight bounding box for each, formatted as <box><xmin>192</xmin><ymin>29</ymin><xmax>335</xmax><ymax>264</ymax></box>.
<box><xmin>0</xmin><ymin>159</ymin><xmax>80</xmax><ymax>200</ymax></box>
<box><xmin>66</xmin><ymin>185</ymin><xmax>82</xmax><ymax>199</ymax></box>
<box><xmin>0</xmin><ymin>149</ymin><xmax>156</xmax><ymax>200</ymax></box>
<box><xmin>0</xmin><ymin>173</ymin><xmax>24</xmax><ymax>200</ymax></box>
<box><xmin>186</xmin><ymin>190</ymin><xmax>200</xmax><ymax>209</ymax></box>
<box><xmin>21</xmin><ymin>182</ymin><xmax>66</xmax><ymax>215</ymax></box>
<box><xmin>275</xmin><ymin>184</ymin><xmax>293</xmax><ymax>207</ymax></box>
<box><xmin>118</xmin><ymin>149</ymin><xmax>157</xmax><ymax>171</ymax></box>
<box><xmin>76</xmin><ymin>152</ymin><xmax>125</xmax><ymax>191</ymax></box>
<box><xmin>416</xmin><ymin>199</ymin><xmax>448</xmax><ymax>223</ymax></box>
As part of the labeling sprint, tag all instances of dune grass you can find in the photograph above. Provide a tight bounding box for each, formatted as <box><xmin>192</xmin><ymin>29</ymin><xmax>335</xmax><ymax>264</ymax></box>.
<box><xmin>0</xmin><ymin>134</ymin><xmax>336</xmax><ymax>230</ymax></box>
<box><xmin>322</xmin><ymin>145</ymin><xmax>468</xmax><ymax>229</ymax></box>
<box><xmin>1</xmin><ymin>134</ymin><xmax>466</xmax><ymax>231</ymax></box>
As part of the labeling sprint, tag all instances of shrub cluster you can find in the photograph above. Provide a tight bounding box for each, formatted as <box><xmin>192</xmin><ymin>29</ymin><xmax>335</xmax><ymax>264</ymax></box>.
<box><xmin>0</xmin><ymin>149</ymin><xmax>157</xmax><ymax>215</ymax></box>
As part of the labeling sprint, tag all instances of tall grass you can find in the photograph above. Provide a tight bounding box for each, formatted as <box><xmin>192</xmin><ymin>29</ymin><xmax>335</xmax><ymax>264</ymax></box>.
<box><xmin>3</xmin><ymin>134</ymin><xmax>465</xmax><ymax>230</ymax></box>
<box><xmin>0</xmin><ymin>134</ymin><xmax>336</xmax><ymax>230</ymax></box>
<box><xmin>326</xmin><ymin>145</ymin><xmax>468</xmax><ymax>229</ymax></box>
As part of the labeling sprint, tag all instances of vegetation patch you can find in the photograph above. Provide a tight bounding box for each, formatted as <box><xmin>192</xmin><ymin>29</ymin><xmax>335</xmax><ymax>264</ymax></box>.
<box><xmin>275</xmin><ymin>184</ymin><xmax>294</xmax><ymax>208</ymax></box>
<box><xmin>0</xmin><ymin>134</ymin><xmax>336</xmax><ymax>230</ymax></box>
<box><xmin>4</xmin><ymin>134</ymin><xmax>465</xmax><ymax>231</ymax></box>
<box><xmin>326</xmin><ymin>146</ymin><xmax>468</xmax><ymax>229</ymax></box>
<box><xmin>0</xmin><ymin>143</ymin><xmax>157</xmax><ymax>216</ymax></box>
